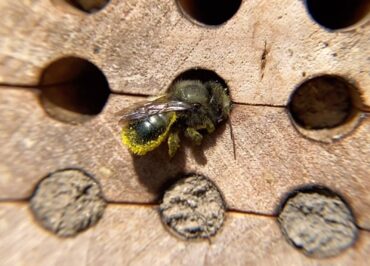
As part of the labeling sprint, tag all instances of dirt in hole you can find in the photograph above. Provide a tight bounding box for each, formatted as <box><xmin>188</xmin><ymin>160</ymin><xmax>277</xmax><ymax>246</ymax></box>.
<box><xmin>159</xmin><ymin>174</ymin><xmax>225</xmax><ymax>239</ymax></box>
<box><xmin>289</xmin><ymin>76</ymin><xmax>358</xmax><ymax>129</ymax></box>
<box><xmin>30</xmin><ymin>169</ymin><xmax>106</xmax><ymax>237</ymax></box>
<box><xmin>278</xmin><ymin>191</ymin><xmax>358</xmax><ymax>258</ymax></box>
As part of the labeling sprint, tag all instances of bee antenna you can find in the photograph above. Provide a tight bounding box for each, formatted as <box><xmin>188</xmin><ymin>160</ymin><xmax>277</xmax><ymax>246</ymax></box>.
<box><xmin>228</xmin><ymin>118</ymin><xmax>236</xmax><ymax>160</ymax></box>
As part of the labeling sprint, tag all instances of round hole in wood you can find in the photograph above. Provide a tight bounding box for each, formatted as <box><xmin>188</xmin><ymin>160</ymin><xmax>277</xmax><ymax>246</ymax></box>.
<box><xmin>289</xmin><ymin>75</ymin><xmax>360</xmax><ymax>130</ymax></box>
<box><xmin>30</xmin><ymin>168</ymin><xmax>107</xmax><ymax>237</ymax></box>
<box><xmin>169</xmin><ymin>67</ymin><xmax>232</xmax><ymax>126</ymax></box>
<box><xmin>159</xmin><ymin>174</ymin><xmax>226</xmax><ymax>239</ymax></box>
<box><xmin>176</xmin><ymin>0</ymin><xmax>242</xmax><ymax>26</ymax></box>
<box><xmin>39</xmin><ymin>56</ymin><xmax>110</xmax><ymax>124</ymax></box>
<box><xmin>171</xmin><ymin>68</ymin><xmax>229</xmax><ymax>93</ymax></box>
<box><xmin>278</xmin><ymin>186</ymin><xmax>358</xmax><ymax>258</ymax></box>
<box><xmin>288</xmin><ymin>75</ymin><xmax>364</xmax><ymax>142</ymax></box>
<box><xmin>305</xmin><ymin>0</ymin><xmax>370</xmax><ymax>30</ymax></box>
<box><xmin>52</xmin><ymin>0</ymin><xmax>110</xmax><ymax>14</ymax></box>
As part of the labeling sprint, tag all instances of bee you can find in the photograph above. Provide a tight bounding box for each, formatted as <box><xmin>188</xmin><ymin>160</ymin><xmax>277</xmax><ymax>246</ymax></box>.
<box><xmin>118</xmin><ymin>80</ymin><xmax>231</xmax><ymax>157</ymax></box>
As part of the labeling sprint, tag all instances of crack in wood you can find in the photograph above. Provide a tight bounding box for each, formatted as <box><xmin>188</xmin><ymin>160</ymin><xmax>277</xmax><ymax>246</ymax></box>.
<box><xmin>1</xmin><ymin>200</ymin><xmax>370</xmax><ymax>233</ymax></box>
<box><xmin>260</xmin><ymin>40</ymin><xmax>269</xmax><ymax>80</ymax></box>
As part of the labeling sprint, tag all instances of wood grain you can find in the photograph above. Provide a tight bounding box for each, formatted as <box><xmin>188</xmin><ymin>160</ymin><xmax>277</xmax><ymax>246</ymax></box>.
<box><xmin>1</xmin><ymin>203</ymin><xmax>370</xmax><ymax>266</ymax></box>
<box><xmin>0</xmin><ymin>0</ymin><xmax>369</xmax><ymax>105</ymax></box>
<box><xmin>0</xmin><ymin>89</ymin><xmax>369</xmax><ymax>228</ymax></box>
<box><xmin>0</xmin><ymin>0</ymin><xmax>369</xmax><ymax>264</ymax></box>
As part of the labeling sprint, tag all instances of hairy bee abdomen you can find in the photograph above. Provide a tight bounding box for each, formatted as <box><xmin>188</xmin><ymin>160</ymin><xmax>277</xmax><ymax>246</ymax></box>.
<box><xmin>121</xmin><ymin>112</ymin><xmax>177</xmax><ymax>155</ymax></box>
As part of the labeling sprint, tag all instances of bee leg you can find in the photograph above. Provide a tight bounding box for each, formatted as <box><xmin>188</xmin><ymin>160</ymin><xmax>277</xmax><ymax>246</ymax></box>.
<box><xmin>194</xmin><ymin>117</ymin><xmax>215</xmax><ymax>133</ymax></box>
<box><xmin>203</xmin><ymin>118</ymin><xmax>215</xmax><ymax>134</ymax></box>
<box><xmin>168</xmin><ymin>131</ymin><xmax>181</xmax><ymax>158</ymax></box>
<box><xmin>185</xmin><ymin>127</ymin><xmax>203</xmax><ymax>145</ymax></box>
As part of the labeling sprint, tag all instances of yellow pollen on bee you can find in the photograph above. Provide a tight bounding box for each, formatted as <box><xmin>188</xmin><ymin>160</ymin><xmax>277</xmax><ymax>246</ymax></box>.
<box><xmin>121</xmin><ymin>113</ymin><xmax>177</xmax><ymax>155</ymax></box>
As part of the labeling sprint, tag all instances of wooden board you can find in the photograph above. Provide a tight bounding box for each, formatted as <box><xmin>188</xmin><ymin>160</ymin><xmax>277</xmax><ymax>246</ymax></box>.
<box><xmin>1</xmin><ymin>203</ymin><xmax>370</xmax><ymax>266</ymax></box>
<box><xmin>0</xmin><ymin>0</ymin><xmax>369</xmax><ymax>265</ymax></box>
<box><xmin>1</xmin><ymin>89</ymin><xmax>369</xmax><ymax>228</ymax></box>
<box><xmin>0</xmin><ymin>0</ymin><xmax>369</xmax><ymax>105</ymax></box>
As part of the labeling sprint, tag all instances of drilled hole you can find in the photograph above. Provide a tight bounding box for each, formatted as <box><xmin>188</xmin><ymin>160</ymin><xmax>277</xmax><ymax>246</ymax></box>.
<box><xmin>278</xmin><ymin>186</ymin><xmax>358</xmax><ymax>258</ymax></box>
<box><xmin>171</xmin><ymin>68</ymin><xmax>229</xmax><ymax>91</ymax></box>
<box><xmin>159</xmin><ymin>174</ymin><xmax>225</xmax><ymax>239</ymax></box>
<box><xmin>30</xmin><ymin>169</ymin><xmax>106</xmax><ymax>237</ymax></box>
<box><xmin>288</xmin><ymin>75</ymin><xmax>362</xmax><ymax>130</ymax></box>
<box><xmin>288</xmin><ymin>75</ymin><xmax>364</xmax><ymax>142</ymax></box>
<box><xmin>305</xmin><ymin>0</ymin><xmax>370</xmax><ymax>30</ymax></box>
<box><xmin>170</xmin><ymin>67</ymin><xmax>231</xmax><ymax>124</ymax></box>
<box><xmin>39</xmin><ymin>56</ymin><xmax>110</xmax><ymax>124</ymax></box>
<box><xmin>52</xmin><ymin>0</ymin><xmax>110</xmax><ymax>13</ymax></box>
<box><xmin>176</xmin><ymin>0</ymin><xmax>242</xmax><ymax>26</ymax></box>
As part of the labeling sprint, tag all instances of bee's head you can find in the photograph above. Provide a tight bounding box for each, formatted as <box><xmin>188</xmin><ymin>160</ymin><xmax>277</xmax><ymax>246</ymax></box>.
<box><xmin>206</xmin><ymin>81</ymin><xmax>231</xmax><ymax>124</ymax></box>
<box><xmin>170</xmin><ymin>80</ymin><xmax>210</xmax><ymax>105</ymax></box>
<box><xmin>170</xmin><ymin>79</ymin><xmax>231</xmax><ymax>124</ymax></box>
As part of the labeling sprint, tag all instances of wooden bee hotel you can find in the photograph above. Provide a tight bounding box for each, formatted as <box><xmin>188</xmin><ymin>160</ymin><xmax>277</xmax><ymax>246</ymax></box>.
<box><xmin>0</xmin><ymin>0</ymin><xmax>369</xmax><ymax>265</ymax></box>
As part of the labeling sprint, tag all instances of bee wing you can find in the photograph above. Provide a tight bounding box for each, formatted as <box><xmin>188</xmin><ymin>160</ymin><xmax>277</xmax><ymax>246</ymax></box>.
<box><xmin>117</xmin><ymin>97</ymin><xmax>193</xmax><ymax>126</ymax></box>
<box><xmin>115</xmin><ymin>95</ymin><xmax>167</xmax><ymax>118</ymax></box>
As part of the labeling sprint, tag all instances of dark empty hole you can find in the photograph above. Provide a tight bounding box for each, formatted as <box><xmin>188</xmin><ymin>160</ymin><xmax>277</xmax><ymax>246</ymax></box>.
<box><xmin>177</xmin><ymin>0</ymin><xmax>242</xmax><ymax>26</ymax></box>
<box><xmin>39</xmin><ymin>56</ymin><xmax>110</xmax><ymax>124</ymax></box>
<box><xmin>54</xmin><ymin>0</ymin><xmax>110</xmax><ymax>13</ymax></box>
<box><xmin>305</xmin><ymin>0</ymin><xmax>370</xmax><ymax>30</ymax></box>
<box><xmin>288</xmin><ymin>75</ymin><xmax>361</xmax><ymax>130</ymax></box>
<box><xmin>171</xmin><ymin>68</ymin><xmax>229</xmax><ymax>91</ymax></box>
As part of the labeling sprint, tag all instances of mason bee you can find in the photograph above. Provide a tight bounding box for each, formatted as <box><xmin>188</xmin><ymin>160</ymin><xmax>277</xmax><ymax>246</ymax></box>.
<box><xmin>118</xmin><ymin>80</ymin><xmax>231</xmax><ymax>157</ymax></box>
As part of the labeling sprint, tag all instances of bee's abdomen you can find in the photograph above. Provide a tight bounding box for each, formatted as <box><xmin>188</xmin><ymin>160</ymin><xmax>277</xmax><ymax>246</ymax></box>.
<box><xmin>121</xmin><ymin>112</ymin><xmax>177</xmax><ymax>155</ymax></box>
<box><xmin>131</xmin><ymin>113</ymin><xmax>169</xmax><ymax>144</ymax></box>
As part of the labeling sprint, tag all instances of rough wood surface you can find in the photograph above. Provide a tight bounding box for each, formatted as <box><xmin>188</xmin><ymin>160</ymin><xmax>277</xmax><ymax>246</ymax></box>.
<box><xmin>1</xmin><ymin>203</ymin><xmax>370</xmax><ymax>266</ymax></box>
<box><xmin>0</xmin><ymin>0</ymin><xmax>369</xmax><ymax>265</ymax></box>
<box><xmin>1</xmin><ymin>89</ymin><xmax>369</xmax><ymax>228</ymax></box>
<box><xmin>0</xmin><ymin>0</ymin><xmax>369</xmax><ymax>105</ymax></box>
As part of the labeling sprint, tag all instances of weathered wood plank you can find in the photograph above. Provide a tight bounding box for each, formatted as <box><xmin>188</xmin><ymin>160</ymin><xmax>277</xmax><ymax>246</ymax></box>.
<box><xmin>0</xmin><ymin>203</ymin><xmax>369</xmax><ymax>266</ymax></box>
<box><xmin>0</xmin><ymin>0</ymin><xmax>369</xmax><ymax>105</ymax></box>
<box><xmin>1</xmin><ymin>0</ymin><xmax>369</xmax><ymax>264</ymax></box>
<box><xmin>1</xmin><ymin>89</ymin><xmax>369</xmax><ymax>228</ymax></box>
